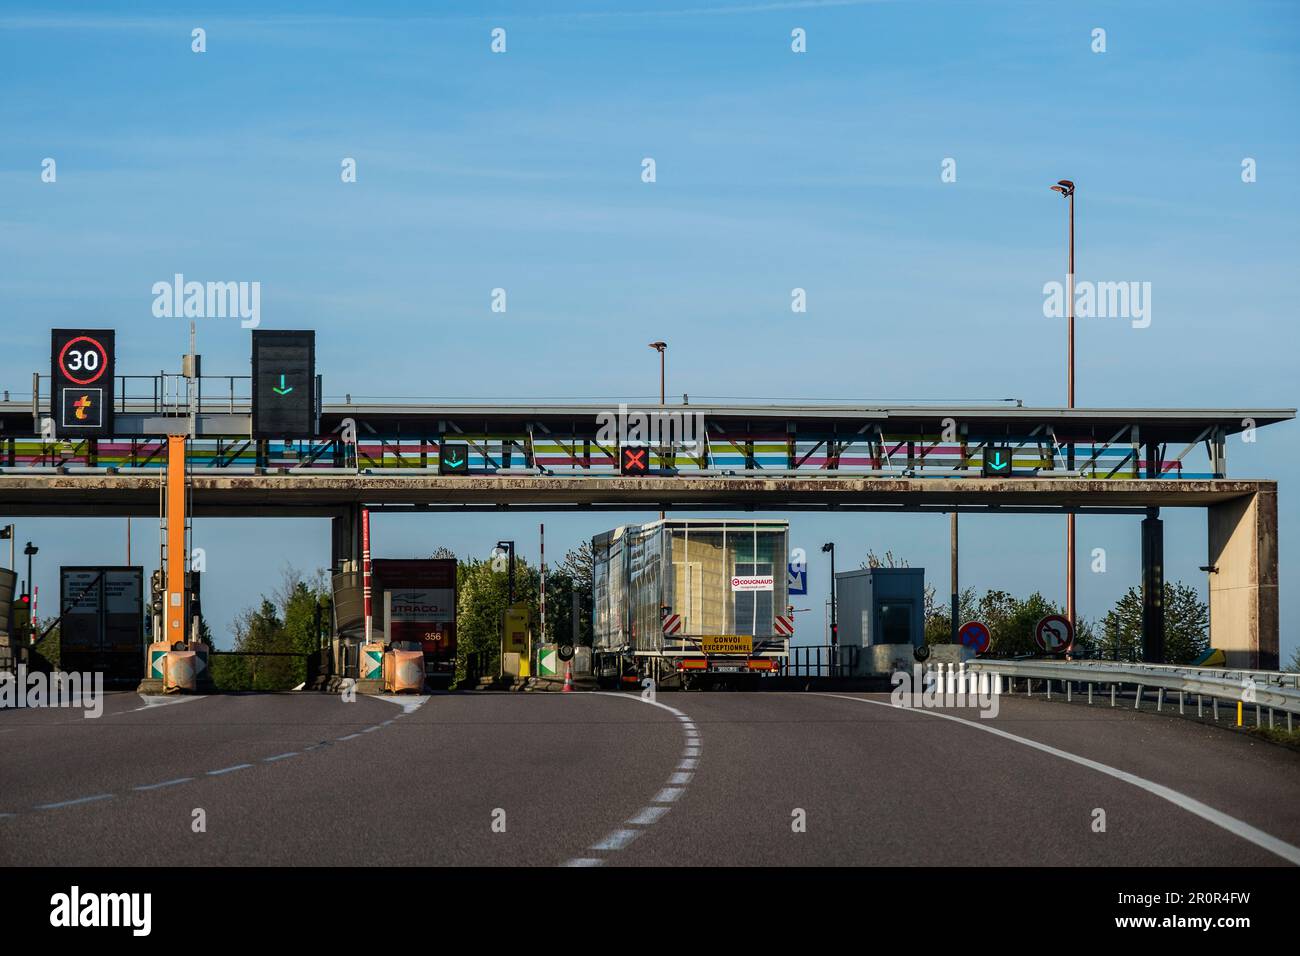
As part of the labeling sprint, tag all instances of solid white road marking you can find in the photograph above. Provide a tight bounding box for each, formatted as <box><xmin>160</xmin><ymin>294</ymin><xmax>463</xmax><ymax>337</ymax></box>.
<box><xmin>263</xmin><ymin>752</ymin><xmax>299</xmax><ymax>762</ymax></box>
<box><xmin>652</xmin><ymin>787</ymin><xmax>684</xmax><ymax>804</ymax></box>
<box><xmin>564</xmin><ymin>858</ymin><xmax>604</xmax><ymax>867</ymax></box>
<box><xmin>819</xmin><ymin>693</ymin><xmax>1300</xmax><ymax>867</ymax></box>
<box><xmin>374</xmin><ymin>695</ymin><xmax>430</xmax><ymax>714</ymax></box>
<box><xmin>129</xmin><ymin>695</ymin><xmax>207</xmax><ymax>713</ymax></box>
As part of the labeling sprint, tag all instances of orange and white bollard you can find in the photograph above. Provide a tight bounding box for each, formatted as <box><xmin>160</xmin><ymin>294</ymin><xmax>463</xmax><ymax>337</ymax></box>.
<box><xmin>562</xmin><ymin>663</ymin><xmax>573</xmax><ymax>693</ymax></box>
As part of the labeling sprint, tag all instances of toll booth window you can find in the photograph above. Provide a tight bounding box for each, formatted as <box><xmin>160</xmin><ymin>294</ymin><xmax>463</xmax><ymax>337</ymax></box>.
<box><xmin>878</xmin><ymin>601</ymin><xmax>913</xmax><ymax>644</ymax></box>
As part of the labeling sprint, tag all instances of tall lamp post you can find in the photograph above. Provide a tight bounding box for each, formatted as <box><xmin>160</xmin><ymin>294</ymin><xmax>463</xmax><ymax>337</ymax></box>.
<box><xmin>23</xmin><ymin>541</ymin><xmax>38</xmax><ymax>624</ymax></box>
<box><xmin>649</xmin><ymin>341</ymin><xmax>667</xmax><ymax>520</ymax></box>
<box><xmin>822</xmin><ymin>542</ymin><xmax>837</xmax><ymax>675</ymax></box>
<box><xmin>1050</xmin><ymin>179</ymin><xmax>1077</xmax><ymax>634</ymax></box>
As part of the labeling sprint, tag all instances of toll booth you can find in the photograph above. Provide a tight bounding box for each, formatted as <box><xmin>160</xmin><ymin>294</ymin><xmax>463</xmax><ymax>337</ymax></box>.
<box><xmin>834</xmin><ymin>567</ymin><xmax>925</xmax><ymax>674</ymax></box>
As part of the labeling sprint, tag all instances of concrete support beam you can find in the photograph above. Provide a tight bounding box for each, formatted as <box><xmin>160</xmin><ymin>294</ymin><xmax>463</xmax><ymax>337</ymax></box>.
<box><xmin>1208</xmin><ymin>488</ymin><xmax>1279</xmax><ymax>669</ymax></box>
<box><xmin>1141</xmin><ymin>508</ymin><xmax>1164</xmax><ymax>663</ymax></box>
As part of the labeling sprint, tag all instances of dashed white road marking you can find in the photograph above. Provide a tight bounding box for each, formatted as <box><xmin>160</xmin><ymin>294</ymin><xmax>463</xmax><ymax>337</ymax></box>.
<box><xmin>36</xmin><ymin>793</ymin><xmax>113</xmax><ymax>810</ymax></box>
<box><xmin>818</xmin><ymin>693</ymin><xmax>1300</xmax><ymax>867</ymax></box>
<box><xmin>591</xmin><ymin>829</ymin><xmax>642</xmax><ymax>851</ymax></box>
<box><xmin>133</xmin><ymin>777</ymin><xmax>193</xmax><ymax>791</ymax></box>
<box><xmin>563</xmin><ymin>692</ymin><xmax>703</xmax><ymax>868</ymax></box>
<box><xmin>628</xmin><ymin>806</ymin><xmax>670</xmax><ymax>826</ymax></box>
<box><xmin>206</xmin><ymin>763</ymin><xmax>252</xmax><ymax>776</ymax></box>
<box><xmin>11</xmin><ymin>698</ymin><xmax>415</xmax><ymax>820</ymax></box>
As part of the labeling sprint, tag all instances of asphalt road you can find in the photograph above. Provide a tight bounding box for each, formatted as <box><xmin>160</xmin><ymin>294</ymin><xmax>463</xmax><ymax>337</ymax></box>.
<box><xmin>2</xmin><ymin>688</ymin><xmax>1298</xmax><ymax>866</ymax></box>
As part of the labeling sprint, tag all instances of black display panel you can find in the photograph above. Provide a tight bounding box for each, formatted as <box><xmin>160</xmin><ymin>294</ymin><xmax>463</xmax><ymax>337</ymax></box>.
<box><xmin>251</xmin><ymin>330</ymin><xmax>316</xmax><ymax>439</ymax></box>
<box><xmin>51</xmin><ymin>329</ymin><xmax>115</xmax><ymax>438</ymax></box>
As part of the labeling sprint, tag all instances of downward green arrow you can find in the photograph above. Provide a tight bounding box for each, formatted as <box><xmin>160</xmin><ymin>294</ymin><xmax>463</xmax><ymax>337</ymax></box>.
<box><xmin>446</xmin><ymin>452</ymin><xmax>464</xmax><ymax>467</ymax></box>
<box><xmin>272</xmin><ymin>374</ymin><xmax>293</xmax><ymax>396</ymax></box>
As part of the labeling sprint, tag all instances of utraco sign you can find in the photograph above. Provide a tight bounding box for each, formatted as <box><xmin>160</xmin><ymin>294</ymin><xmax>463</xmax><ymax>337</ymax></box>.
<box><xmin>731</xmin><ymin>574</ymin><xmax>774</xmax><ymax>592</ymax></box>
<box><xmin>386</xmin><ymin>589</ymin><xmax>455</xmax><ymax>623</ymax></box>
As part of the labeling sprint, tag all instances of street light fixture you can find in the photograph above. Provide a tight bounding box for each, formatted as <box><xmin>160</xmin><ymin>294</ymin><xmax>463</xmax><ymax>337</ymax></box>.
<box><xmin>647</xmin><ymin>341</ymin><xmax>667</xmax><ymax>404</ymax></box>
<box><xmin>495</xmin><ymin>540</ymin><xmax>516</xmax><ymax>605</ymax></box>
<box><xmin>1050</xmin><ymin>178</ymin><xmax>1077</xmax><ymax>634</ymax></box>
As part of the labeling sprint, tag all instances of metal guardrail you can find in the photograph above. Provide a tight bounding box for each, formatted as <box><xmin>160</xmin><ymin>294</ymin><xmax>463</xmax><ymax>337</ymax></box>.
<box><xmin>966</xmin><ymin>658</ymin><xmax>1300</xmax><ymax>730</ymax></box>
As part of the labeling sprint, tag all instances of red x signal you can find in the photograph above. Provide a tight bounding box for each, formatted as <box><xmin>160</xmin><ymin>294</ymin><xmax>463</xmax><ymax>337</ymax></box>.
<box><xmin>621</xmin><ymin>447</ymin><xmax>649</xmax><ymax>475</ymax></box>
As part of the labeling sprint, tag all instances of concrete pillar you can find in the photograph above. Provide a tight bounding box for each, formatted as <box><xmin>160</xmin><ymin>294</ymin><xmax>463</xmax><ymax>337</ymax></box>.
<box><xmin>331</xmin><ymin>504</ymin><xmax>361</xmax><ymax>573</ymax></box>
<box><xmin>1208</xmin><ymin>487</ymin><xmax>1279</xmax><ymax>670</ymax></box>
<box><xmin>329</xmin><ymin>504</ymin><xmax>364</xmax><ymax>679</ymax></box>
<box><xmin>1141</xmin><ymin>508</ymin><xmax>1164</xmax><ymax>663</ymax></box>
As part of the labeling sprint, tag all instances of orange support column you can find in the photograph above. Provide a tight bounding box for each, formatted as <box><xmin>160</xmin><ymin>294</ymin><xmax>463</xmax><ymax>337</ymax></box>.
<box><xmin>166</xmin><ymin>435</ymin><xmax>187</xmax><ymax>643</ymax></box>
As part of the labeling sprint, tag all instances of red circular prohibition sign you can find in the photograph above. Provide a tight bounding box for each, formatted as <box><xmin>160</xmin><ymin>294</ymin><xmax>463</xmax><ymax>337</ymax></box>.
<box><xmin>58</xmin><ymin>336</ymin><xmax>108</xmax><ymax>386</ymax></box>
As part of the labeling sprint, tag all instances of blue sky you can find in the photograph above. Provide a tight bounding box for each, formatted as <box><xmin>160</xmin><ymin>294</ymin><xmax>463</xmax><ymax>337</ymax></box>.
<box><xmin>1</xmin><ymin>1</ymin><xmax>1296</xmax><ymax>661</ymax></box>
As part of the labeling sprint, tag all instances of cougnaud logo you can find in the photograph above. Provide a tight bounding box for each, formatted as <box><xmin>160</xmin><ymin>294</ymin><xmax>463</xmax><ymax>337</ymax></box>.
<box><xmin>49</xmin><ymin>886</ymin><xmax>151</xmax><ymax>936</ymax></box>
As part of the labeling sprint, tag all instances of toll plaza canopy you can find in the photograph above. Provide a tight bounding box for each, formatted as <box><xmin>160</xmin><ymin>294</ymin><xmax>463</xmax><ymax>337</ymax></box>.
<box><xmin>0</xmin><ymin>399</ymin><xmax>1291</xmax><ymax>482</ymax></box>
<box><xmin>0</xmin><ymin>399</ymin><xmax>1290</xmax><ymax>670</ymax></box>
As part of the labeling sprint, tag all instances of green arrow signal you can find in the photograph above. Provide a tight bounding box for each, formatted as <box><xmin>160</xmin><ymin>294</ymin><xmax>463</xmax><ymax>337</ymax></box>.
<box><xmin>272</xmin><ymin>374</ymin><xmax>293</xmax><ymax>396</ymax></box>
<box><xmin>446</xmin><ymin>452</ymin><xmax>464</xmax><ymax>468</ymax></box>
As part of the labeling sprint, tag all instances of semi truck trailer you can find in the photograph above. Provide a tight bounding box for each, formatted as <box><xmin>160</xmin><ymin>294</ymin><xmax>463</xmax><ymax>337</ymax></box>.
<box><xmin>592</xmin><ymin>519</ymin><xmax>791</xmax><ymax>689</ymax></box>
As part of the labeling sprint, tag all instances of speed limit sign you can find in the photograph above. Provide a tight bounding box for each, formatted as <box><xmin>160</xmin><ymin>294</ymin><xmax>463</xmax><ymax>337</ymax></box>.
<box><xmin>51</xmin><ymin>329</ymin><xmax>115</xmax><ymax>437</ymax></box>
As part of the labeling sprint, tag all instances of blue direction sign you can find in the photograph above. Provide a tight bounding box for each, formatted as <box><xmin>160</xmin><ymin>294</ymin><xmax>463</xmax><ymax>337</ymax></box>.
<box><xmin>958</xmin><ymin>620</ymin><xmax>991</xmax><ymax>655</ymax></box>
<box><xmin>787</xmin><ymin>563</ymin><xmax>807</xmax><ymax>595</ymax></box>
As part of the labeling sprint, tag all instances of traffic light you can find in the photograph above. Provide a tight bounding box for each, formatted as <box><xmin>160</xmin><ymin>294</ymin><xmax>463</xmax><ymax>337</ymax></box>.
<box><xmin>150</xmin><ymin>570</ymin><xmax>165</xmax><ymax>615</ymax></box>
<box><xmin>982</xmin><ymin>444</ymin><xmax>1013</xmax><ymax>478</ymax></box>
<box><xmin>12</xmin><ymin>593</ymin><xmax>31</xmax><ymax>639</ymax></box>
<box><xmin>620</xmin><ymin>445</ymin><xmax>650</xmax><ymax>476</ymax></box>
<box><xmin>439</xmin><ymin>442</ymin><xmax>470</xmax><ymax>475</ymax></box>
